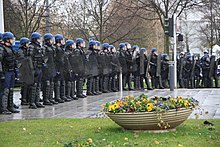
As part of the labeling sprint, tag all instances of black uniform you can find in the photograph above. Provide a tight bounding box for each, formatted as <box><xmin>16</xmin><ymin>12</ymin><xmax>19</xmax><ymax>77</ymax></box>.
<box><xmin>18</xmin><ymin>45</ymin><xmax>31</xmax><ymax>105</ymax></box>
<box><xmin>161</xmin><ymin>54</ymin><xmax>169</xmax><ymax>88</ymax></box>
<box><xmin>70</xmin><ymin>47</ymin><xmax>87</xmax><ymax>98</ymax></box>
<box><xmin>201</xmin><ymin>55</ymin><xmax>211</xmax><ymax>88</ymax></box>
<box><xmin>28</xmin><ymin>42</ymin><xmax>45</xmax><ymax>108</ymax></box>
<box><xmin>194</xmin><ymin>58</ymin><xmax>202</xmax><ymax>88</ymax></box>
<box><xmin>124</xmin><ymin>50</ymin><xmax>133</xmax><ymax>90</ymax></box>
<box><xmin>109</xmin><ymin>52</ymin><xmax>121</xmax><ymax>92</ymax></box>
<box><xmin>182</xmin><ymin>55</ymin><xmax>194</xmax><ymax>88</ymax></box>
<box><xmin>140</xmin><ymin>54</ymin><xmax>152</xmax><ymax>90</ymax></box>
<box><xmin>177</xmin><ymin>55</ymin><xmax>185</xmax><ymax>88</ymax></box>
<box><xmin>149</xmin><ymin>53</ymin><xmax>164</xmax><ymax>89</ymax></box>
<box><xmin>86</xmin><ymin>47</ymin><xmax>99</xmax><ymax>95</ymax></box>
<box><xmin>54</xmin><ymin>44</ymin><xmax>71</xmax><ymax>102</ymax></box>
<box><xmin>63</xmin><ymin>47</ymin><xmax>74</xmax><ymax>101</ymax></box>
<box><xmin>132</xmin><ymin>51</ymin><xmax>141</xmax><ymax>90</ymax></box>
<box><xmin>118</xmin><ymin>50</ymin><xmax>128</xmax><ymax>90</ymax></box>
<box><xmin>0</xmin><ymin>43</ymin><xmax>20</xmax><ymax>113</ymax></box>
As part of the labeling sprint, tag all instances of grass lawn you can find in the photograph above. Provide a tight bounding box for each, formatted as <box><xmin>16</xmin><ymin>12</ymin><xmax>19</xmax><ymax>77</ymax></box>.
<box><xmin>0</xmin><ymin>118</ymin><xmax>219</xmax><ymax>147</ymax></box>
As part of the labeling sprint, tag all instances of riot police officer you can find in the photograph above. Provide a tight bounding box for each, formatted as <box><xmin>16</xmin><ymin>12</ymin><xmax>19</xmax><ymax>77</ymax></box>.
<box><xmin>182</xmin><ymin>55</ymin><xmax>194</xmax><ymax>88</ymax></box>
<box><xmin>18</xmin><ymin>37</ymin><xmax>31</xmax><ymax>105</ymax></box>
<box><xmin>0</xmin><ymin>32</ymin><xmax>20</xmax><ymax>114</ymax></box>
<box><xmin>149</xmin><ymin>48</ymin><xmax>164</xmax><ymax>89</ymax></box>
<box><xmin>194</xmin><ymin>56</ymin><xmax>202</xmax><ymax>88</ymax></box>
<box><xmin>118</xmin><ymin>43</ymin><xmax>128</xmax><ymax>90</ymax></box>
<box><xmin>53</xmin><ymin>34</ymin><xmax>65</xmax><ymax>103</ymax></box>
<box><xmin>161</xmin><ymin>54</ymin><xmax>169</xmax><ymax>88</ymax></box>
<box><xmin>63</xmin><ymin>40</ymin><xmax>76</xmax><ymax>101</ymax></box>
<box><xmin>41</xmin><ymin>33</ymin><xmax>58</xmax><ymax>105</ymax></box>
<box><xmin>95</xmin><ymin>41</ymin><xmax>104</xmax><ymax>94</ymax></box>
<box><xmin>28</xmin><ymin>32</ymin><xmax>45</xmax><ymax>109</ymax></box>
<box><xmin>86</xmin><ymin>40</ymin><xmax>99</xmax><ymax>96</ymax></box>
<box><xmin>124</xmin><ymin>42</ymin><xmax>133</xmax><ymax>90</ymax></box>
<box><xmin>132</xmin><ymin>45</ymin><xmax>141</xmax><ymax>90</ymax></box>
<box><xmin>201</xmin><ymin>54</ymin><xmax>211</xmax><ymax>88</ymax></box>
<box><xmin>177</xmin><ymin>52</ymin><xmax>185</xmax><ymax>88</ymax></box>
<box><xmin>100</xmin><ymin>43</ymin><xmax>111</xmax><ymax>93</ymax></box>
<box><xmin>140</xmin><ymin>48</ymin><xmax>153</xmax><ymax>90</ymax></box>
<box><xmin>71</xmin><ymin>38</ymin><xmax>87</xmax><ymax>98</ymax></box>
<box><xmin>109</xmin><ymin>45</ymin><xmax>120</xmax><ymax>92</ymax></box>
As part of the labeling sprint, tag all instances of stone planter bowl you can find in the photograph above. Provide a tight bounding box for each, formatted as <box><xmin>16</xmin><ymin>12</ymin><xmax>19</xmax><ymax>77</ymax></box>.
<box><xmin>106</xmin><ymin>108</ymin><xmax>193</xmax><ymax>132</ymax></box>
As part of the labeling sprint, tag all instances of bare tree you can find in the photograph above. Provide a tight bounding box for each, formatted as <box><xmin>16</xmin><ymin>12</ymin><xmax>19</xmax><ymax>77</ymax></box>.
<box><xmin>119</xmin><ymin>0</ymin><xmax>203</xmax><ymax>54</ymax></box>
<box><xmin>4</xmin><ymin>0</ymin><xmax>60</xmax><ymax>38</ymax></box>
<box><xmin>196</xmin><ymin>0</ymin><xmax>220</xmax><ymax>54</ymax></box>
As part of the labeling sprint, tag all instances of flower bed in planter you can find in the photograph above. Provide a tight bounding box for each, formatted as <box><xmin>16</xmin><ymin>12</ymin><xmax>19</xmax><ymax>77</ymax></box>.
<box><xmin>102</xmin><ymin>94</ymin><xmax>199</xmax><ymax>132</ymax></box>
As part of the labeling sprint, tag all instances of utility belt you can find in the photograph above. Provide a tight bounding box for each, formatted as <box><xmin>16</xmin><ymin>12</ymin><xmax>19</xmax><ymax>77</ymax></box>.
<box><xmin>4</xmin><ymin>68</ymin><xmax>15</xmax><ymax>72</ymax></box>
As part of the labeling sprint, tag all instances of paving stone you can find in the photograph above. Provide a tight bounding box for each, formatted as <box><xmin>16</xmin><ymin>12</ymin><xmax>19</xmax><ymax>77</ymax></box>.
<box><xmin>0</xmin><ymin>89</ymin><xmax>219</xmax><ymax>121</ymax></box>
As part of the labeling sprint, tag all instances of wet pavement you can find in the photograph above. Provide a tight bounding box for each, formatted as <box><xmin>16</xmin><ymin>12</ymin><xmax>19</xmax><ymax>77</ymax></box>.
<box><xmin>0</xmin><ymin>89</ymin><xmax>220</xmax><ymax>122</ymax></box>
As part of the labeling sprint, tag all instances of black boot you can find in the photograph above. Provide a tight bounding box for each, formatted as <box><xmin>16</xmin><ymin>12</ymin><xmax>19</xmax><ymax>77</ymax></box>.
<box><xmin>95</xmin><ymin>77</ymin><xmax>102</xmax><ymax>94</ymax></box>
<box><xmin>86</xmin><ymin>78</ymin><xmax>94</xmax><ymax>96</ymax></box>
<box><xmin>8</xmin><ymin>88</ymin><xmax>20</xmax><ymax>113</ymax></box>
<box><xmin>151</xmin><ymin>77</ymin><xmax>156</xmax><ymax>89</ymax></box>
<box><xmin>158</xmin><ymin>77</ymin><xmax>164</xmax><ymax>89</ymax></box>
<box><xmin>111</xmin><ymin>76</ymin><xmax>117</xmax><ymax>92</ymax></box>
<box><xmin>35</xmin><ymin>83</ymin><xmax>45</xmax><ymax>108</ymax></box>
<box><xmin>43</xmin><ymin>81</ymin><xmax>53</xmax><ymax>105</ymax></box>
<box><xmin>140</xmin><ymin>76</ymin><xmax>145</xmax><ymax>90</ymax></box>
<box><xmin>0</xmin><ymin>89</ymin><xmax>12</xmax><ymax>114</ymax></box>
<box><xmin>122</xmin><ymin>75</ymin><xmax>127</xmax><ymax>90</ymax></box>
<box><xmin>20</xmin><ymin>85</ymin><xmax>29</xmax><ymax>105</ymax></box>
<box><xmin>71</xmin><ymin>81</ymin><xmax>78</xmax><ymax>100</ymax></box>
<box><xmin>76</xmin><ymin>78</ymin><xmax>86</xmax><ymax>98</ymax></box>
<box><xmin>108</xmin><ymin>76</ymin><xmax>113</xmax><ymax>92</ymax></box>
<box><xmin>92</xmin><ymin>78</ymin><xmax>99</xmax><ymax>95</ymax></box>
<box><xmin>99</xmin><ymin>76</ymin><xmax>104</xmax><ymax>93</ymax></box>
<box><xmin>60</xmin><ymin>81</ymin><xmax>71</xmax><ymax>102</ymax></box>
<box><xmin>54</xmin><ymin>81</ymin><xmax>64</xmax><ymax>103</ymax></box>
<box><xmin>65</xmin><ymin>81</ymin><xmax>73</xmax><ymax>101</ymax></box>
<box><xmin>49</xmin><ymin>82</ymin><xmax>58</xmax><ymax>104</ymax></box>
<box><xmin>102</xmin><ymin>76</ymin><xmax>109</xmax><ymax>93</ymax></box>
<box><xmin>127</xmin><ymin>74</ymin><xmax>133</xmax><ymax>90</ymax></box>
<box><xmin>29</xmin><ymin>84</ymin><xmax>38</xmax><ymax>109</ymax></box>
<box><xmin>134</xmin><ymin>76</ymin><xmax>138</xmax><ymax>90</ymax></box>
<box><xmin>136</xmin><ymin>76</ymin><xmax>141</xmax><ymax>90</ymax></box>
<box><xmin>146</xmin><ymin>78</ymin><xmax>153</xmax><ymax>90</ymax></box>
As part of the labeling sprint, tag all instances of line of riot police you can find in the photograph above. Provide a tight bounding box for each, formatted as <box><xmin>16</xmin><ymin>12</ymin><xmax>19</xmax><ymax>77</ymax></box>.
<box><xmin>177</xmin><ymin>51</ymin><xmax>220</xmax><ymax>89</ymax></box>
<box><xmin>1</xmin><ymin>31</ymin><xmax>220</xmax><ymax>115</ymax></box>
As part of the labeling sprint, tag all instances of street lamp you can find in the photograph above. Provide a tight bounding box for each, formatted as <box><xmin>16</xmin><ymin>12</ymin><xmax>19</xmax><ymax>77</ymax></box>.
<box><xmin>0</xmin><ymin>0</ymin><xmax>4</xmax><ymax>32</ymax></box>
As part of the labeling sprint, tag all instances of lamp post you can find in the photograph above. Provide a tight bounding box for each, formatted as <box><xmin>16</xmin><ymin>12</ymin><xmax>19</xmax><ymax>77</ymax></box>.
<box><xmin>0</xmin><ymin>0</ymin><xmax>4</xmax><ymax>32</ymax></box>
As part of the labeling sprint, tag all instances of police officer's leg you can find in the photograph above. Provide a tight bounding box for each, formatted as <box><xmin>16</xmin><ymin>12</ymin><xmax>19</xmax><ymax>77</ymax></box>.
<box><xmin>145</xmin><ymin>76</ymin><xmax>153</xmax><ymax>90</ymax></box>
<box><xmin>122</xmin><ymin>73</ymin><xmax>127</xmax><ymax>90</ymax></box>
<box><xmin>76</xmin><ymin>77</ymin><xmax>86</xmax><ymax>98</ymax></box>
<box><xmin>43</xmin><ymin>80</ymin><xmax>52</xmax><ymax>105</ymax></box>
<box><xmin>0</xmin><ymin>71</ymin><xmax>11</xmax><ymax>114</ymax></box>
<box><xmin>71</xmin><ymin>77</ymin><xmax>78</xmax><ymax>100</ymax></box>
<box><xmin>49</xmin><ymin>79</ymin><xmax>58</xmax><ymax>104</ymax></box>
<box><xmin>54</xmin><ymin>74</ymin><xmax>64</xmax><ymax>103</ymax></box>
<box><xmin>20</xmin><ymin>84</ymin><xmax>29</xmax><ymax>105</ymax></box>
<box><xmin>7</xmin><ymin>71</ymin><xmax>19</xmax><ymax>113</ymax></box>
<box><xmin>108</xmin><ymin>75</ymin><xmax>113</xmax><ymax>92</ymax></box>
<box><xmin>127</xmin><ymin>73</ymin><xmax>133</xmax><ymax>90</ymax></box>
<box><xmin>95</xmin><ymin>76</ymin><xmax>102</xmax><ymax>94</ymax></box>
<box><xmin>86</xmin><ymin>77</ymin><xmax>94</xmax><ymax>96</ymax></box>
<box><xmin>102</xmin><ymin>75</ymin><xmax>108</xmax><ymax>93</ymax></box>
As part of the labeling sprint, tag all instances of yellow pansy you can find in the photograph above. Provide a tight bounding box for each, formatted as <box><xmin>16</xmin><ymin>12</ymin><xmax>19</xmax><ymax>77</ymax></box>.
<box><xmin>146</xmin><ymin>103</ymin><xmax>154</xmax><ymax>112</ymax></box>
<box><xmin>136</xmin><ymin>101</ymin><xmax>141</xmax><ymax>105</ymax></box>
<box><xmin>108</xmin><ymin>105</ymin><xmax>115</xmax><ymax>111</ymax></box>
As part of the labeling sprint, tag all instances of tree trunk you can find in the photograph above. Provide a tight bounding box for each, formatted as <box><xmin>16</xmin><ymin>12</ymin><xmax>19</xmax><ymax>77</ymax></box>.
<box><xmin>164</xmin><ymin>35</ymin><xmax>169</xmax><ymax>55</ymax></box>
